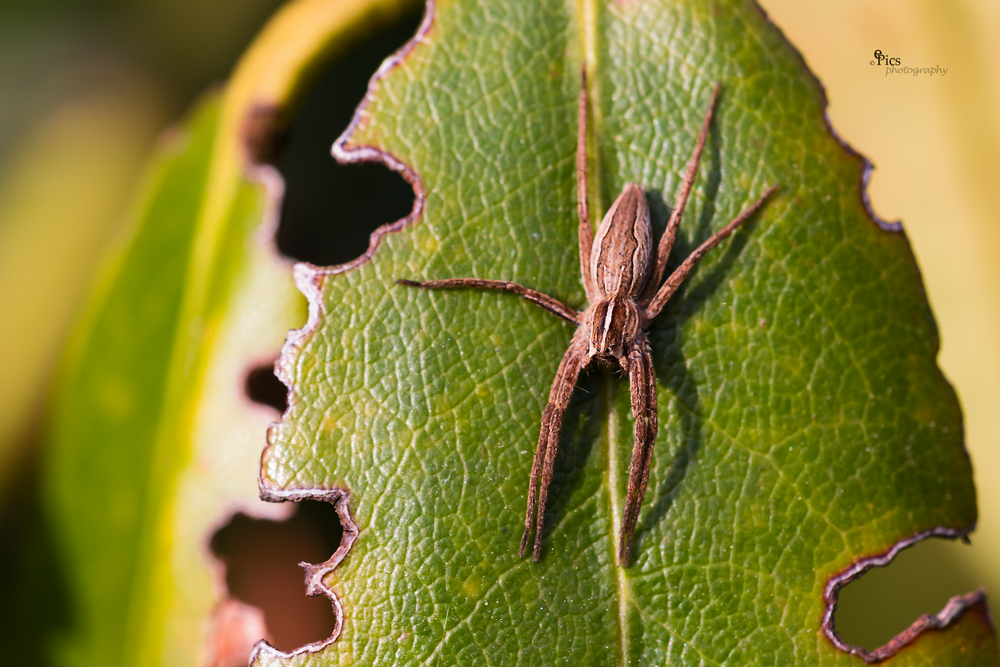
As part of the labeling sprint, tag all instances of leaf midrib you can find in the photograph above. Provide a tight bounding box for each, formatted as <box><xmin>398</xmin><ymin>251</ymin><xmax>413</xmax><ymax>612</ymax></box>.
<box><xmin>579</xmin><ymin>0</ymin><xmax>631</xmax><ymax>662</ymax></box>
<box><xmin>603</xmin><ymin>374</ymin><xmax>631</xmax><ymax>665</ymax></box>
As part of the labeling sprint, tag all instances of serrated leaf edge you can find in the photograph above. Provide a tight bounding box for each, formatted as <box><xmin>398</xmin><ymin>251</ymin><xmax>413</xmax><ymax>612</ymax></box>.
<box><xmin>255</xmin><ymin>3</ymin><xmax>435</xmax><ymax>659</ymax></box>
<box><xmin>323</xmin><ymin>0</ymin><xmax>434</xmax><ymax>276</ymax></box>
<box><xmin>265</xmin><ymin>0</ymin><xmax>433</xmax><ymax>417</ymax></box>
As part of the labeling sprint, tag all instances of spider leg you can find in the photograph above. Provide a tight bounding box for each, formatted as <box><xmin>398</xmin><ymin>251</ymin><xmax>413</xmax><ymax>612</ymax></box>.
<box><xmin>577</xmin><ymin>67</ymin><xmax>598</xmax><ymax>302</ymax></box>
<box><xmin>397</xmin><ymin>278</ymin><xmax>579</xmax><ymax>324</ymax></box>
<box><xmin>645</xmin><ymin>184</ymin><xmax>777</xmax><ymax>320</ymax></box>
<box><xmin>646</xmin><ymin>85</ymin><xmax>720</xmax><ymax>299</ymax></box>
<box><xmin>520</xmin><ymin>329</ymin><xmax>590</xmax><ymax>561</ymax></box>
<box><xmin>619</xmin><ymin>333</ymin><xmax>657</xmax><ymax>567</ymax></box>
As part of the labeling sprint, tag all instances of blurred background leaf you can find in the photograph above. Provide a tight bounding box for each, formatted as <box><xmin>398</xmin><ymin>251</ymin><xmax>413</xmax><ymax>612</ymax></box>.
<box><xmin>0</xmin><ymin>2</ymin><xmax>282</xmax><ymax>659</ymax></box>
<box><xmin>0</xmin><ymin>0</ymin><xmax>288</xmax><ymax>505</ymax></box>
<box><xmin>0</xmin><ymin>0</ymin><xmax>418</xmax><ymax>664</ymax></box>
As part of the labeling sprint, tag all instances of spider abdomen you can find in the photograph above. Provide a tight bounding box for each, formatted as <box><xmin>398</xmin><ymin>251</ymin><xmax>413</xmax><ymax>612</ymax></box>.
<box><xmin>590</xmin><ymin>182</ymin><xmax>653</xmax><ymax>300</ymax></box>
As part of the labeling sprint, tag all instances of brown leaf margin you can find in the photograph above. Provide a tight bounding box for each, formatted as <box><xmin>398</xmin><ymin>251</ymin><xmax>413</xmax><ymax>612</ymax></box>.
<box><xmin>265</xmin><ymin>0</ymin><xmax>434</xmax><ymax>430</ymax></box>
<box><xmin>822</xmin><ymin>526</ymin><xmax>994</xmax><ymax>663</ymax></box>
<box><xmin>318</xmin><ymin>0</ymin><xmax>435</xmax><ymax>276</ymax></box>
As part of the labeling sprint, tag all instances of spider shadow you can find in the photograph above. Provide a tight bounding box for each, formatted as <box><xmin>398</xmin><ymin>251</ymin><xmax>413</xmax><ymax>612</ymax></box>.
<box><xmin>634</xmin><ymin>127</ymin><xmax>758</xmax><ymax>551</ymax></box>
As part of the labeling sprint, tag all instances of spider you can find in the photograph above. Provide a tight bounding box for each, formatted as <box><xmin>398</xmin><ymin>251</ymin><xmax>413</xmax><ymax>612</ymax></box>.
<box><xmin>399</xmin><ymin>72</ymin><xmax>777</xmax><ymax>566</ymax></box>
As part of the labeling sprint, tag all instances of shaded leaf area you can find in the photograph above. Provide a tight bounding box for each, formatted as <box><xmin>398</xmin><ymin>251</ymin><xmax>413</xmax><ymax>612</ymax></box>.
<box><xmin>0</xmin><ymin>453</ymin><xmax>72</xmax><ymax>664</ymax></box>
<box><xmin>262</xmin><ymin>0</ymin><xmax>995</xmax><ymax>665</ymax></box>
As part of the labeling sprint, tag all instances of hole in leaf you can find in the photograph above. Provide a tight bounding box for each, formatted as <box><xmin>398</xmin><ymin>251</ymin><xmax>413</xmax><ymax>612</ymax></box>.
<box><xmin>245</xmin><ymin>362</ymin><xmax>287</xmax><ymax>413</ymax></box>
<box><xmin>833</xmin><ymin>536</ymin><xmax>982</xmax><ymax>651</ymax></box>
<box><xmin>210</xmin><ymin>500</ymin><xmax>344</xmax><ymax>653</ymax></box>
<box><xmin>274</xmin><ymin>6</ymin><xmax>423</xmax><ymax>266</ymax></box>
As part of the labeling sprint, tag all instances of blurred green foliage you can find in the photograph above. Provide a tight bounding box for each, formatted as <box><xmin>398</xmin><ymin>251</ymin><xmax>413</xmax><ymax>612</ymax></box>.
<box><xmin>0</xmin><ymin>0</ymin><xmax>286</xmax><ymax>508</ymax></box>
<box><xmin>0</xmin><ymin>0</ymin><xmax>421</xmax><ymax>663</ymax></box>
<box><xmin>0</xmin><ymin>0</ymin><xmax>284</xmax><ymax>661</ymax></box>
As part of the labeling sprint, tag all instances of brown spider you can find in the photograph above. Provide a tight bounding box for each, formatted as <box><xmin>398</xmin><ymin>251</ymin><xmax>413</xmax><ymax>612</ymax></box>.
<box><xmin>399</xmin><ymin>72</ymin><xmax>777</xmax><ymax>566</ymax></box>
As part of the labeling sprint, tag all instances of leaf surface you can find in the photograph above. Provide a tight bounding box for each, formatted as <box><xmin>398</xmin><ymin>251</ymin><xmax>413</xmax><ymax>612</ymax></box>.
<box><xmin>260</xmin><ymin>0</ymin><xmax>997</xmax><ymax>665</ymax></box>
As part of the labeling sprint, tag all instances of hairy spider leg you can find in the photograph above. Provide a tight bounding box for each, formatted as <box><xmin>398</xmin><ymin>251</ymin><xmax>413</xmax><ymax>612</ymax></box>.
<box><xmin>647</xmin><ymin>85</ymin><xmax>721</xmax><ymax>296</ymax></box>
<box><xmin>396</xmin><ymin>278</ymin><xmax>579</xmax><ymax>324</ymax></box>
<box><xmin>576</xmin><ymin>68</ymin><xmax>597</xmax><ymax>302</ymax></box>
<box><xmin>399</xmin><ymin>73</ymin><xmax>778</xmax><ymax>566</ymax></box>
<box><xmin>521</xmin><ymin>329</ymin><xmax>590</xmax><ymax>561</ymax></box>
<box><xmin>619</xmin><ymin>333</ymin><xmax>657</xmax><ymax>566</ymax></box>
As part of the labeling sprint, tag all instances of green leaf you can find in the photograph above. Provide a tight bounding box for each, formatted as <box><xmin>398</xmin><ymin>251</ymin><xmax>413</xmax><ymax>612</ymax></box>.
<box><xmin>40</xmin><ymin>0</ymin><xmax>420</xmax><ymax>664</ymax></box>
<box><xmin>0</xmin><ymin>85</ymin><xmax>164</xmax><ymax>492</ymax></box>
<box><xmin>260</xmin><ymin>0</ymin><xmax>997</xmax><ymax>665</ymax></box>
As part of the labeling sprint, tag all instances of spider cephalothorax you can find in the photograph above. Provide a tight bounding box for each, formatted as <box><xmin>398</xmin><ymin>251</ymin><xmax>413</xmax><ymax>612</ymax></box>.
<box><xmin>400</xmin><ymin>71</ymin><xmax>776</xmax><ymax>566</ymax></box>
